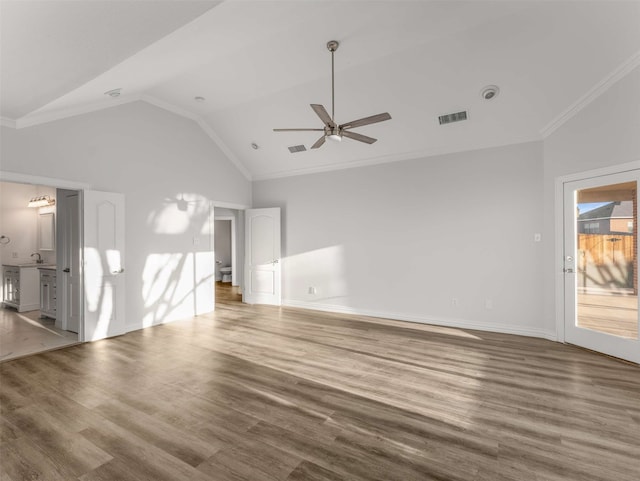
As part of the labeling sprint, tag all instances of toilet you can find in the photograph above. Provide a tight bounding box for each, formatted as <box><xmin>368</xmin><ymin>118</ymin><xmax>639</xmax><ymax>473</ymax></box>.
<box><xmin>220</xmin><ymin>266</ymin><xmax>232</xmax><ymax>283</ymax></box>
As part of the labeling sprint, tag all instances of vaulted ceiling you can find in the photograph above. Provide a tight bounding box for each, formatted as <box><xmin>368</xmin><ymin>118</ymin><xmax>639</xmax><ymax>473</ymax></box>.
<box><xmin>2</xmin><ymin>0</ymin><xmax>639</xmax><ymax>180</ymax></box>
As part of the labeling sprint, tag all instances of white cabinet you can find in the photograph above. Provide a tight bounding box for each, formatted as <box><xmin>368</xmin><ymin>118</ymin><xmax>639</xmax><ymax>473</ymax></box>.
<box><xmin>2</xmin><ymin>265</ymin><xmax>40</xmax><ymax>312</ymax></box>
<box><xmin>39</xmin><ymin>268</ymin><xmax>57</xmax><ymax>320</ymax></box>
<box><xmin>2</xmin><ymin>266</ymin><xmax>19</xmax><ymax>307</ymax></box>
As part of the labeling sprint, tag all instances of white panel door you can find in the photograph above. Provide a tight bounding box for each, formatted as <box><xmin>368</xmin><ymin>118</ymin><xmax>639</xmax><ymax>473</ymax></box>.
<box><xmin>83</xmin><ymin>190</ymin><xmax>126</xmax><ymax>341</ymax></box>
<box><xmin>563</xmin><ymin>169</ymin><xmax>639</xmax><ymax>364</ymax></box>
<box><xmin>244</xmin><ymin>208</ymin><xmax>281</xmax><ymax>305</ymax></box>
<box><xmin>65</xmin><ymin>193</ymin><xmax>81</xmax><ymax>333</ymax></box>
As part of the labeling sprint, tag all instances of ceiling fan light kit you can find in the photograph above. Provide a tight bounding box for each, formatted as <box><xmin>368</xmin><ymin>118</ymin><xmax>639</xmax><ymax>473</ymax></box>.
<box><xmin>274</xmin><ymin>40</ymin><xmax>391</xmax><ymax>149</ymax></box>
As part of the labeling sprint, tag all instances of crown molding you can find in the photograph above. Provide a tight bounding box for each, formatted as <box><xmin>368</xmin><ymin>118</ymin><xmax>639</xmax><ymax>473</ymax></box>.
<box><xmin>196</xmin><ymin>118</ymin><xmax>252</xmax><ymax>181</ymax></box>
<box><xmin>15</xmin><ymin>95</ymin><xmax>142</xmax><ymax>129</ymax></box>
<box><xmin>0</xmin><ymin>117</ymin><xmax>17</xmax><ymax>128</ymax></box>
<box><xmin>2</xmin><ymin>93</ymin><xmax>252</xmax><ymax>181</ymax></box>
<box><xmin>140</xmin><ymin>94</ymin><xmax>198</xmax><ymax>121</ymax></box>
<box><xmin>140</xmin><ymin>95</ymin><xmax>252</xmax><ymax>181</ymax></box>
<box><xmin>540</xmin><ymin>50</ymin><xmax>640</xmax><ymax>138</ymax></box>
<box><xmin>252</xmin><ymin>137</ymin><xmax>541</xmax><ymax>182</ymax></box>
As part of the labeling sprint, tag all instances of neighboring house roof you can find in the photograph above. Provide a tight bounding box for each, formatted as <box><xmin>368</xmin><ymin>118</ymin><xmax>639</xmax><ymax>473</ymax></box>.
<box><xmin>578</xmin><ymin>201</ymin><xmax>633</xmax><ymax>220</ymax></box>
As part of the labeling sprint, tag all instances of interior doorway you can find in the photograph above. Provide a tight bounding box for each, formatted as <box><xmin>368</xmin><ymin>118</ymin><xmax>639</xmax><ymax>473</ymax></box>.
<box><xmin>0</xmin><ymin>181</ymin><xmax>81</xmax><ymax>361</ymax></box>
<box><xmin>214</xmin><ymin>207</ymin><xmax>243</xmax><ymax>304</ymax></box>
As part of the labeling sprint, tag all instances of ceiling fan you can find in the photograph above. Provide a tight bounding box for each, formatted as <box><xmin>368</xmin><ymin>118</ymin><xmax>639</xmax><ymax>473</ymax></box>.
<box><xmin>274</xmin><ymin>40</ymin><xmax>391</xmax><ymax>149</ymax></box>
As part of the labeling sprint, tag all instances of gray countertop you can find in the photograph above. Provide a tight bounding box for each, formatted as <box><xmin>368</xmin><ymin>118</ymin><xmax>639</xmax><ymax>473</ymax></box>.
<box><xmin>3</xmin><ymin>263</ymin><xmax>56</xmax><ymax>268</ymax></box>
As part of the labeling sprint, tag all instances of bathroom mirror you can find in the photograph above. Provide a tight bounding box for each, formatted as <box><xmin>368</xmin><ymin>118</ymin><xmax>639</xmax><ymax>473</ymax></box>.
<box><xmin>38</xmin><ymin>212</ymin><xmax>55</xmax><ymax>251</ymax></box>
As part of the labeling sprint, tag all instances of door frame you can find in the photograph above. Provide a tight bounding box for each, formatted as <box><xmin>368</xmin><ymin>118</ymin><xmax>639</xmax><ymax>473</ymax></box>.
<box><xmin>554</xmin><ymin>160</ymin><xmax>639</xmax><ymax>344</ymax></box>
<box><xmin>1</xmin><ymin>171</ymin><xmax>89</xmax><ymax>338</ymax></box>
<box><xmin>211</xmin><ymin>202</ymin><xmax>249</xmax><ymax>300</ymax></box>
<box><xmin>214</xmin><ymin>215</ymin><xmax>236</xmax><ymax>285</ymax></box>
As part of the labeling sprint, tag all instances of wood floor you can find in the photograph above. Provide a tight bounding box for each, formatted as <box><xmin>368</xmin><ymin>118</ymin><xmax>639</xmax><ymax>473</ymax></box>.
<box><xmin>578</xmin><ymin>292</ymin><xmax>638</xmax><ymax>339</ymax></box>
<box><xmin>1</xmin><ymin>284</ymin><xmax>639</xmax><ymax>481</ymax></box>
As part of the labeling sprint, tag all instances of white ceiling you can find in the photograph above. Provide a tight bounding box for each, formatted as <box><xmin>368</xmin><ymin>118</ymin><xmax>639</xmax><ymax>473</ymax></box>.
<box><xmin>2</xmin><ymin>0</ymin><xmax>639</xmax><ymax>180</ymax></box>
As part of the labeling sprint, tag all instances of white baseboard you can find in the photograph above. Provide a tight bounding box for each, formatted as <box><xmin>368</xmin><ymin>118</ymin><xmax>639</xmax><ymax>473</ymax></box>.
<box><xmin>124</xmin><ymin>315</ymin><xmax>187</xmax><ymax>334</ymax></box>
<box><xmin>283</xmin><ymin>299</ymin><xmax>557</xmax><ymax>341</ymax></box>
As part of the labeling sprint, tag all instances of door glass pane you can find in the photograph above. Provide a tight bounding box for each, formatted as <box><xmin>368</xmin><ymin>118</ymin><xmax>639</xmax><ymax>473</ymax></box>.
<box><xmin>575</xmin><ymin>181</ymin><xmax>638</xmax><ymax>339</ymax></box>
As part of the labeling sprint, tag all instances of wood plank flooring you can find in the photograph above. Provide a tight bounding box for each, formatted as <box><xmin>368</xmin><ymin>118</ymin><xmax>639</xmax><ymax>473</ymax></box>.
<box><xmin>578</xmin><ymin>292</ymin><xmax>638</xmax><ymax>339</ymax></box>
<box><xmin>1</xmin><ymin>283</ymin><xmax>639</xmax><ymax>480</ymax></box>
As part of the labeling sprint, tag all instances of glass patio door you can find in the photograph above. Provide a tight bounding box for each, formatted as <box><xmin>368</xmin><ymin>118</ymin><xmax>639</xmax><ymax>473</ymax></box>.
<box><xmin>563</xmin><ymin>170</ymin><xmax>639</xmax><ymax>364</ymax></box>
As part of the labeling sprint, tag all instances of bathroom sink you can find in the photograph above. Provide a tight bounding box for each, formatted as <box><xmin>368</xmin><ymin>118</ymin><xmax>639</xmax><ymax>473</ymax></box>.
<box><xmin>2</xmin><ymin>262</ymin><xmax>56</xmax><ymax>268</ymax></box>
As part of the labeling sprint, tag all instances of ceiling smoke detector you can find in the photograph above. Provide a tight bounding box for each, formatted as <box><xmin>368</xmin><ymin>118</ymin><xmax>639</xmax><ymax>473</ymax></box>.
<box><xmin>480</xmin><ymin>85</ymin><xmax>500</xmax><ymax>100</ymax></box>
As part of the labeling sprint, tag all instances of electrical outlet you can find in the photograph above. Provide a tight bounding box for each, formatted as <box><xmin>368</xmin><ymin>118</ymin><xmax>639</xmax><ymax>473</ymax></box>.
<box><xmin>12</xmin><ymin>252</ymin><xmax>18</xmax><ymax>258</ymax></box>
<box><xmin>485</xmin><ymin>299</ymin><xmax>493</xmax><ymax>309</ymax></box>
<box><xmin>451</xmin><ymin>298</ymin><xmax>458</xmax><ymax>306</ymax></box>
<box><xmin>308</xmin><ymin>287</ymin><xmax>316</xmax><ymax>295</ymax></box>
<box><xmin>534</xmin><ymin>233</ymin><xmax>542</xmax><ymax>242</ymax></box>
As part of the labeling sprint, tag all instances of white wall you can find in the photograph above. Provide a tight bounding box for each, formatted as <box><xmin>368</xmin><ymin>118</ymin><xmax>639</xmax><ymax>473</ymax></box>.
<box><xmin>253</xmin><ymin>141</ymin><xmax>547</xmax><ymax>337</ymax></box>
<box><xmin>1</xmin><ymin>101</ymin><xmax>251</xmax><ymax>331</ymax></box>
<box><xmin>542</xmin><ymin>66</ymin><xmax>640</xmax><ymax>334</ymax></box>
<box><xmin>0</xmin><ymin>182</ymin><xmax>56</xmax><ymax>265</ymax></box>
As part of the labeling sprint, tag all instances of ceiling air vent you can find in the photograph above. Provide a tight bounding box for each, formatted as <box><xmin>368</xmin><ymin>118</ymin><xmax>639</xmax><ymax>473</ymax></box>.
<box><xmin>288</xmin><ymin>145</ymin><xmax>307</xmax><ymax>153</ymax></box>
<box><xmin>438</xmin><ymin>111</ymin><xmax>468</xmax><ymax>125</ymax></box>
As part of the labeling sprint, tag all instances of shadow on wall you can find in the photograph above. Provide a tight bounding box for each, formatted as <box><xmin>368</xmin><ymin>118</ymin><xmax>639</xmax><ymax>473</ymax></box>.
<box><xmin>84</xmin><ymin>246</ymin><xmax>120</xmax><ymax>339</ymax></box>
<box><xmin>578</xmin><ymin>234</ymin><xmax>635</xmax><ymax>291</ymax></box>
<box><xmin>142</xmin><ymin>193</ymin><xmax>215</xmax><ymax>328</ymax></box>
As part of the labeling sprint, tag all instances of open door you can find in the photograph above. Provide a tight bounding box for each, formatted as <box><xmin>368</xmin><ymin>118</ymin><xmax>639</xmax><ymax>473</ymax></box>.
<box><xmin>60</xmin><ymin>190</ymin><xmax>81</xmax><ymax>333</ymax></box>
<box><xmin>563</xmin><ymin>170</ymin><xmax>639</xmax><ymax>363</ymax></box>
<box><xmin>244</xmin><ymin>208</ymin><xmax>281</xmax><ymax>305</ymax></box>
<box><xmin>83</xmin><ymin>190</ymin><xmax>126</xmax><ymax>341</ymax></box>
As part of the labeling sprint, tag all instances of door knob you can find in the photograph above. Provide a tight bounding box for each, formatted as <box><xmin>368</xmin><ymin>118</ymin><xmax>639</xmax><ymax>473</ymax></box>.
<box><xmin>112</xmin><ymin>268</ymin><xmax>125</xmax><ymax>274</ymax></box>
<box><xmin>63</xmin><ymin>268</ymin><xmax>70</xmax><ymax>273</ymax></box>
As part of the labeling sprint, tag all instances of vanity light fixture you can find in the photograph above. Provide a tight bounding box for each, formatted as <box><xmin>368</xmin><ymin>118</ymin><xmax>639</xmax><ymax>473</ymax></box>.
<box><xmin>28</xmin><ymin>195</ymin><xmax>55</xmax><ymax>208</ymax></box>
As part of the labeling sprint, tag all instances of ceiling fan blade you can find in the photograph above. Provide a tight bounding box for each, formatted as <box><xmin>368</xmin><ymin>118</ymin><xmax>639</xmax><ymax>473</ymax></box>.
<box><xmin>341</xmin><ymin>130</ymin><xmax>377</xmax><ymax>144</ymax></box>
<box><xmin>273</xmin><ymin>128</ymin><xmax>325</xmax><ymax>132</ymax></box>
<box><xmin>340</xmin><ymin>112</ymin><xmax>391</xmax><ymax>130</ymax></box>
<box><xmin>311</xmin><ymin>104</ymin><xmax>334</xmax><ymax>126</ymax></box>
<box><xmin>310</xmin><ymin>135</ymin><xmax>326</xmax><ymax>149</ymax></box>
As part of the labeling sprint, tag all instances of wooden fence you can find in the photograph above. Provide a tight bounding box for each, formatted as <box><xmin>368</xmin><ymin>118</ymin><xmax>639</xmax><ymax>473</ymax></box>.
<box><xmin>578</xmin><ymin>234</ymin><xmax>635</xmax><ymax>265</ymax></box>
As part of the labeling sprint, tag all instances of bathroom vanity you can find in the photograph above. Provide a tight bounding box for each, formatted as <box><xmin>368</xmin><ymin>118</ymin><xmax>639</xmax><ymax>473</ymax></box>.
<box><xmin>39</xmin><ymin>267</ymin><xmax>57</xmax><ymax>320</ymax></box>
<box><xmin>2</xmin><ymin>264</ymin><xmax>40</xmax><ymax>312</ymax></box>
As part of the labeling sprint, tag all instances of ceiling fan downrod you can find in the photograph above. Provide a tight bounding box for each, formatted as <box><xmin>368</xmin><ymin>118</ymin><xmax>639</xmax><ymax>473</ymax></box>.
<box><xmin>327</xmin><ymin>40</ymin><xmax>339</xmax><ymax>124</ymax></box>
